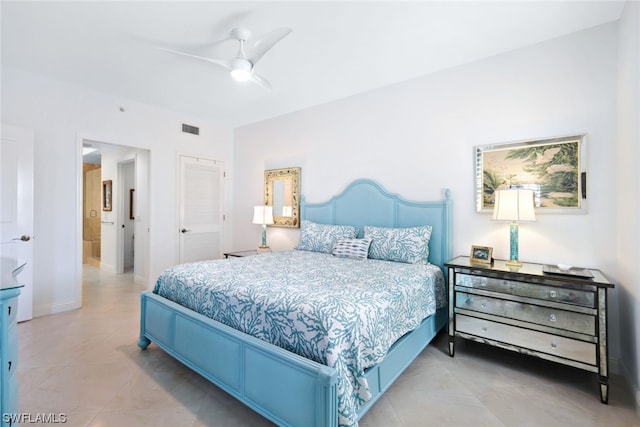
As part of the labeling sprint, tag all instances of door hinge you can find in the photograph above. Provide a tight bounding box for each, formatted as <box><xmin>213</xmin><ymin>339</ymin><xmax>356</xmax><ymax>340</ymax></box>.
<box><xmin>223</xmin><ymin>214</ymin><xmax>226</xmax><ymax>221</ymax></box>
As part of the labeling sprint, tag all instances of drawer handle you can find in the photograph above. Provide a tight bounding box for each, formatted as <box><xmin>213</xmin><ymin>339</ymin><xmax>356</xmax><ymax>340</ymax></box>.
<box><xmin>549</xmin><ymin>290</ymin><xmax>557</xmax><ymax>298</ymax></box>
<box><xmin>481</xmin><ymin>326</ymin><xmax>488</xmax><ymax>333</ymax></box>
<box><xmin>550</xmin><ymin>342</ymin><xmax>558</xmax><ymax>349</ymax></box>
<box><xmin>480</xmin><ymin>301</ymin><xmax>487</xmax><ymax>308</ymax></box>
<box><xmin>8</xmin><ymin>360</ymin><xmax>11</xmax><ymax>371</ymax></box>
<box><xmin>7</xmin><ymin>306</ymin><xmax>10</xmax><ymax>316</ymax></box>
<box><xmin>549</xmin><ymin>314</ymin><xmax>557</xmax><ymax>322</ymax></box>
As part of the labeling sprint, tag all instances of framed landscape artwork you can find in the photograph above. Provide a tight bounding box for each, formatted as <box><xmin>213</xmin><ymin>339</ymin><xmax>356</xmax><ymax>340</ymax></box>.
<box><xmin>475</xmin><ymin>134</ymin><xmax>587</xmax><ymax>213</ymax></box>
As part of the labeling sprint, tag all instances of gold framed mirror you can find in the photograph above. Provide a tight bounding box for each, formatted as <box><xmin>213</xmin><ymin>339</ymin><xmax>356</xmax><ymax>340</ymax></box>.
<box><xmin>264</xmin><ymin>167</ymin><xmax>301</xmax><ymax>228</ymax></box>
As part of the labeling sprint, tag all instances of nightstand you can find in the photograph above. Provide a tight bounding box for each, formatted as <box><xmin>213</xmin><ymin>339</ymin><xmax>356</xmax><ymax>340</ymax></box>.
<box><xmin>223</xmin><ymin>250</ymin><xmax>258</xmax><ymax>258</ymax></box>
<box><xmin>445</xmin><ymin>256</ymin><xmax>614</xmax><ymax>403</ymax></box>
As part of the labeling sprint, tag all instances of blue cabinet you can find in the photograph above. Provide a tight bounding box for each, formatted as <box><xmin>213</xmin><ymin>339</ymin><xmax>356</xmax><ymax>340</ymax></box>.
<box><xmin>0</xmin><ymin>258</ymin><xmax>26</xmax><ymax>427</ymax></box>
<box><xmin>0</xmin><ymin>287</ymin><xmax>22</xmax><ymax>427</ymax></box>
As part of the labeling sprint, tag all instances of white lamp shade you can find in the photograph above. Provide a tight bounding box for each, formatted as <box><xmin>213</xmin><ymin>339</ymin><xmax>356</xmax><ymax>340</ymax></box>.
<box><xmin>252</xmin><ymin>206</ymin><xmax>274</xmax><ymax>225</ymax></box>
<box><xmin>492</xmin><ymin>189</ymin><xmax>536</xmax><ymax>222</ymax></box>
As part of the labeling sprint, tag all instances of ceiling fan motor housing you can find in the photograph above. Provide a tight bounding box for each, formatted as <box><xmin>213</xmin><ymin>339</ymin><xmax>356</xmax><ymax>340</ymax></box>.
<box><xmin>230</xmin><ymin>27</ymin><xmax>251</xmax><ymax>41</ymax></box>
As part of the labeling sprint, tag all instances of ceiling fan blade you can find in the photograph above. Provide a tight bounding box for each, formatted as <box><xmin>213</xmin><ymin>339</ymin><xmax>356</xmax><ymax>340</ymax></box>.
<box><xmin>250</xmin><ymin>72</ymin><xmax>272</xmax><ymax>90</ymax></box>
<box><xmin>159</xmin><ymin>48</ymin><xmax>233</xmax><ymax>70</ymax></box>
<box><xmin>247</xmin><ymin>27</ymin><xmax>292</xmax><ymax>65</ymax></box>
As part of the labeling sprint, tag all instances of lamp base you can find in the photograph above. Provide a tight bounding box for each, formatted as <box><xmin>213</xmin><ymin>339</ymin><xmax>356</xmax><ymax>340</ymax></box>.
<box><xmin>506</xmin><ymin>259</ymin><xmax>522</xmax><ymax>267</ymax></box>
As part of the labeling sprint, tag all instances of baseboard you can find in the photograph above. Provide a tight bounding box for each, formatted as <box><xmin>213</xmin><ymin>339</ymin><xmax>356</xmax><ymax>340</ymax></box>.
<box><xmin>100</xmin><ymin>263</ymin><xmax>117</xmax><ymax>274</ymax></box>
<box><xmin>32</xmin><ymin>299</ymin><xmax>80</xmax><ymax>318</ymax></box>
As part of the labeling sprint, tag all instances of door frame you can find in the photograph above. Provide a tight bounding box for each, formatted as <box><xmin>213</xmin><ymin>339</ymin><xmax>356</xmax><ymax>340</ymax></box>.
<box><xmin>176</xmin><ymin>154</ymin><xmax>225</xmax><ymax>263</ymax></box>
<box><xmin>1</xmin><ymin>124</ymin><xmax>34</xmax><ymax>321</ymax></box>
<box><xmin>76</xmin><ymin>135</ymin><xmax>150</xmax><ymax>303</ymax></box>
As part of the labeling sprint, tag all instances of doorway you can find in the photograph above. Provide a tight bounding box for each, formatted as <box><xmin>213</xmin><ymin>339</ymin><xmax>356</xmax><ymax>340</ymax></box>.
<box><xmin>1</xmin><ymin>124</ymin><xmax>34</xmax><ymax>321</ymax></box>
<box><xmin>80</xmin><ymin>140</ymin><xmax>150</xmax><ymax>286</ymax></box>
<box><xmin>178</xmin><ymin>155</ymin><xmax>225</xmax><ymax>263</ymax></box>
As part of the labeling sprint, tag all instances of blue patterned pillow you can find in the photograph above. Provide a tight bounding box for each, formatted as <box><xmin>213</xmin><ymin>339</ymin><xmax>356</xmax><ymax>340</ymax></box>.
<box><xmin>295</xmin><ymin>220</ymin><xmax>358</xmax><ymax>254</ymax></box>
<box><xmin>364</xmin><ymin>225</ymin><xmax>432</xmax><ymax>264</ymax></box>
<box><xmin>332</xmin><ymin>238</ymin><xmax>372</xmax><ymax>260</ymax></box>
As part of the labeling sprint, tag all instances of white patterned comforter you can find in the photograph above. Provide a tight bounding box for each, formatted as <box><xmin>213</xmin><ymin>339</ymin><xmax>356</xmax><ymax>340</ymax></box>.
<box><xmin>153</xmin><ymin>250</ymin><xmax>446</xmax><ymax>426</ymax></box>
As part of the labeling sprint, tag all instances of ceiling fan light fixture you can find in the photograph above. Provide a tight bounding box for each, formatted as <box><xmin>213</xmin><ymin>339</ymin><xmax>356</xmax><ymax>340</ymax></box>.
<box><xmin>231</xmin><ymin>68</ymin><xmax>252</xmax><ymax>82</ymax></box>
<box><xmin>230</xmin><ymin>59</ymin><xmax>252</xmax><ymax>82</ymax></box>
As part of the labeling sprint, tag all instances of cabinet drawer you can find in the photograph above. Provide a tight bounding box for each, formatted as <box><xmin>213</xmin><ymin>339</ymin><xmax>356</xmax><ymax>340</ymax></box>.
<box><xmin>456</xmin><ymin>314</ymin><xmax>596</xmax><ymax>365</ymax></box>
<box><xmin>456</xmin><ymin>273</ymin><xmax>594</xmax><ymax>307</ymax></box>
<box><xmin>4</xmin><ymin>324</ymin><xmax>18</xmax><ymax>377</ymax></box>
<box><xmin>4</xmin><ymin>297</ymin><xmax>18</xmax><ymax>326</ymax></box>
<box><xmin>456</xmin><ymin>292</ymin><xmax>595</xmax><ymax>335</ymax></box>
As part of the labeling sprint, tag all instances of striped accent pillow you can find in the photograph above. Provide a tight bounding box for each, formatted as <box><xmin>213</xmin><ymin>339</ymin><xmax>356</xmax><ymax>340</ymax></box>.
<box><xmin>332</xmin><ymin>238</ymin><xmax>372</xmax><ymax>260</ymax></box>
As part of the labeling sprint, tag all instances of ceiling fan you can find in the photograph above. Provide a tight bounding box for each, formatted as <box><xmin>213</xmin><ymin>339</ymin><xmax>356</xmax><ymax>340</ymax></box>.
<box><xmin>160</xmin><ymin>27</ymin><xmax>292</xmax><ymax>90</ymax></box>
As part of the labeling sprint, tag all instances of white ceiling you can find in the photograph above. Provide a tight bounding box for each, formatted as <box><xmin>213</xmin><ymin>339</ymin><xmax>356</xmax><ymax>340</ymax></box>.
<box><xmin>1</xmin><ymin>1</ymin><xmax>626</xmax><ymax>127</ymax></box>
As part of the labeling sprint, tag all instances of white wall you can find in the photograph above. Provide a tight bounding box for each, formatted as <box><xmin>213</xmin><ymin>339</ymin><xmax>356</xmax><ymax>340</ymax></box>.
<box><xmin>1</xmin><ymin>66</ymin><xmax>234</xmax><ymax>316</ymax></box>
<box><xmin>234</xmin><ymin>23</ymin><xmax>621</xmax><ymax>358</ymax></box>
<box><xmin>616</xmin><ymin>1</ymin><xmax>640</xmax><ymax>410</ymax></box>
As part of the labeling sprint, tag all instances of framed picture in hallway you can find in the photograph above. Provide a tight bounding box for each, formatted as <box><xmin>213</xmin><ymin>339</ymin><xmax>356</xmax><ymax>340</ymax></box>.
<box><xmin>102</xmin><ymin>180</ymin><xmax>112</xmax><ymax>211</ymax></box>
<box><xmin>129</xmin><ymin>188</ymin><xmax>135</xmax><ymax>219</ymax></box>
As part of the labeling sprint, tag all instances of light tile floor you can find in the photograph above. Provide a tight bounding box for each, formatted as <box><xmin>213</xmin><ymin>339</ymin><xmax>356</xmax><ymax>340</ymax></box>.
<box><xmin>17</xmin><ymin>266</ymin><xmax>640</xmax><ymax>426</ymax></box>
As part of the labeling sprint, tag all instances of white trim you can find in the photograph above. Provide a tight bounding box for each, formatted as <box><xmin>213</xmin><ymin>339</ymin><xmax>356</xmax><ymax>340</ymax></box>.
<box><xmin>76</xmin><ymin>133</ymin><xmax>152</xmax><ymax>300</ymax></box>
<box><xmin>33</xmin><ymin>299</ymin><xmax>81</xmax><ymax>318</ymax></box>
<box><xmin>75</xmin><ymin>134</ymin><xmax>84</xmax><ymax>312</ymax></box>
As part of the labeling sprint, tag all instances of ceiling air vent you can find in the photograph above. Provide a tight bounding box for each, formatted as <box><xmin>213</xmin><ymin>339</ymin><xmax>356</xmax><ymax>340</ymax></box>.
<box><xmin>182</xmin><ymin>123</ymin><xmax>199</xmax><ymax>135</ymax></box>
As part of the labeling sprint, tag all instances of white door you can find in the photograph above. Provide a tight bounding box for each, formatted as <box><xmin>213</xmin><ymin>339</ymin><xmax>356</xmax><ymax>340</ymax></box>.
<box><xmin>0</xmin><ymin>124</ymin><xmax>34</xmax><ymax>321</ymax></box>
<box><xmin>178</xmin><ymin>156</ymin><xmax>224</xmax><ymax>263</ymax></box>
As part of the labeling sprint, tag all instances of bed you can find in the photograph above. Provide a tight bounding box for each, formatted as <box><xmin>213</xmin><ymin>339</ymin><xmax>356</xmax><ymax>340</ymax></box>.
<box><xmin>138</xmin><ymin>179</ymin><xmax>452</xmax><ymax>426</ymax></box>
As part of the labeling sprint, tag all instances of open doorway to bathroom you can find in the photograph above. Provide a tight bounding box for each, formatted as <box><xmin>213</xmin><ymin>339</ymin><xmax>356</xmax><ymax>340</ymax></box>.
<box><xmin>81</xmin><ymin>140</ymin><xmax>150</xmax><ymax>285</ymax></box>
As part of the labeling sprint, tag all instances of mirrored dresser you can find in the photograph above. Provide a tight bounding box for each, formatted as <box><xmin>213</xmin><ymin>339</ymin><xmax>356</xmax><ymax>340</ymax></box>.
<box><xmin>445</xmin><ymin>256</ymin><xmax>614</xmax><ymax>403</ymax></box>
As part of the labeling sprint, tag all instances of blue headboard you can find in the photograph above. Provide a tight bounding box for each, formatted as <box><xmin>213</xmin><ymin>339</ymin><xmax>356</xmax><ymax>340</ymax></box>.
<box><xmin>300</xmin><ymin>179</ymin><xmax>453</xmax><ymax>272</ymax></box>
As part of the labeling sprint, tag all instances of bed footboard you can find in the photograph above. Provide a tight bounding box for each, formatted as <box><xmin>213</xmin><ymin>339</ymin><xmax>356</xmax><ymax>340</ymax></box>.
<box><xmin>139</xmin><ymin>291</ymin><xmax>447</xmax><ymax>426</ymax></box>
<box><xmin>138</xmin><ymin>291</ymin><xmax>339</xmax><ymax>427</ymax></box>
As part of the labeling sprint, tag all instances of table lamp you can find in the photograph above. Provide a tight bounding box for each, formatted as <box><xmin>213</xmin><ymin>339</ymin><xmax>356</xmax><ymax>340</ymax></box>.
<box><xmin>252</xmin><ymin>206</ymin><xmax>274</xmax><ymax>249</ymax></box>
<box><xmin>492</xmin><ymin>189</ymin><xmax>536</xmax><ymax>267</ymax></box>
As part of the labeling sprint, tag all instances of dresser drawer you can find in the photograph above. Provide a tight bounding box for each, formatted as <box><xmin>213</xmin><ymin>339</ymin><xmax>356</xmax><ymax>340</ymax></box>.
<box><xmin>456</xmin><ymin>314</ymin><xmax>596</xmax><ymax>365</ymax></box>
<box><xmin>4</xmin><ymin>297</ymin><xmax>18</xmax><ymax>327</ymax></box>
<box><xmin>3</xmin><ymin>324</ymin><xmax>18</xmax><ymax>378</ymax></box>
<box><xmin>456</xmin><ymin>292</ymin><xmax>595</xmax><ymax>335</ymax></box>
<box><xmin>456</xmin><ymin>273</ymin><xmax>595</xmax><ymax>307</ymax></box>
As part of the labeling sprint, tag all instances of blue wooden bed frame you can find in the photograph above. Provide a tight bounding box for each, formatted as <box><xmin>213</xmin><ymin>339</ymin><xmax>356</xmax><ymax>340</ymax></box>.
<box><xmin>138</xmin><ymin>179</ymin><xmax>452</xmax><ymax>426</ymax></box>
